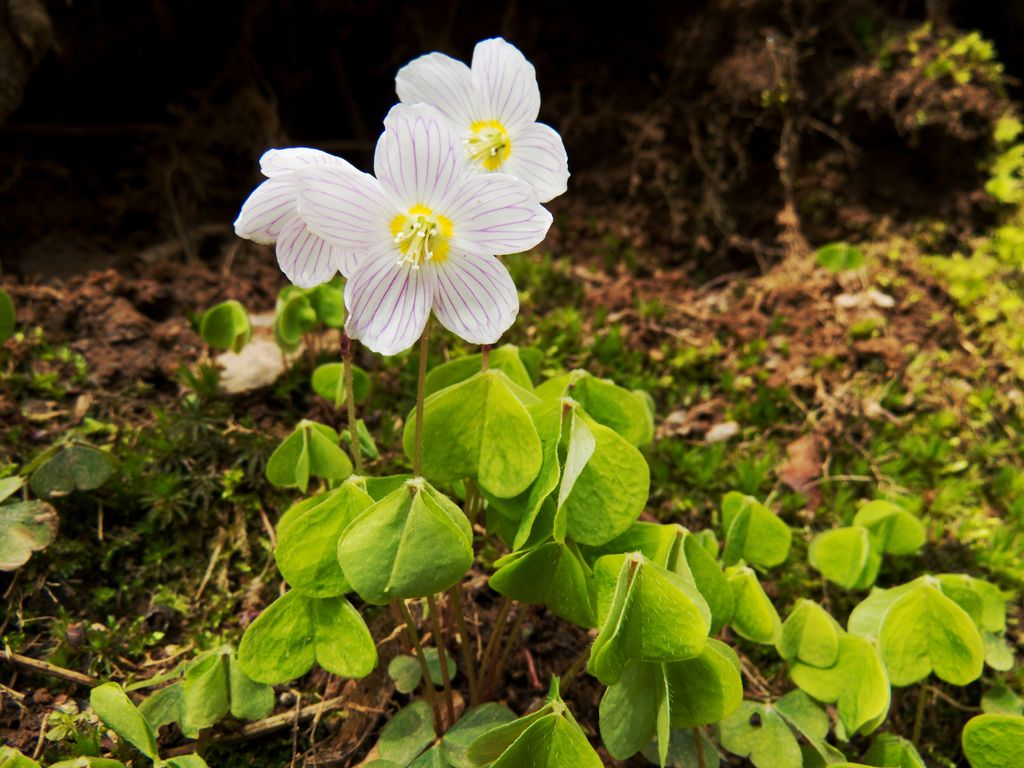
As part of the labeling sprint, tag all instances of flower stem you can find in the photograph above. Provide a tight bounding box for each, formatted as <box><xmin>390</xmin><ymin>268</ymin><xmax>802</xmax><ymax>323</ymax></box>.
<box><xmin>341</xmin><ymin>333</ymin><xmax>363</xmax><ymax>475</ymax></box>
<box><xmin>427</xmin><ymin>594</ymin><xmax>456</xmax><ymax>725</ymax></box>
<box><xmin>912</xmin><ymin>684</ymin><xmax>928</xmax><ymax>748</ymax></box>
<box><xmin>449</xmin><ymin>584</ymin><xmax>480</xmax><ymax>706</ymax></box>
<box><xmin>414</xmin><ymin>324</ymin><xmax>430</xmax><ymax>476</ymax></box>
<box><xmin>481</xmin><ymin>343</ymin><xmax>491</xmax><ymax>371</ymax></box>
<box><xmin>694</xmin><ymin>727</ymin><xmax>706</xmax><ymax>768</ymax></box>
<box><xmin>478</xmin><ymin>597</ymin><xmax>511</xmax><ymax>699</ymax></box>
<box><xmin>487</xmin><ymin>606</ymin><xmax>527</xmax><ymax>698</ymax></box>
<box><xmin>396</xmin><ymin>599</ymin><xmax>443</xmax><ymax>736</ymax></box>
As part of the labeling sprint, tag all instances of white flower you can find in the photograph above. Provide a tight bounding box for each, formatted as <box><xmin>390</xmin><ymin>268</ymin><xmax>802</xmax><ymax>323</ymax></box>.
<box><xmin>294</xmin><ymin>103</ymin><xmax>552</xmax><ymax>356</ymax></box>
<box><xmin>234</xmin><ymin>148</ymin><xmax>359</xmax><ymax>288</ymax></box>
<box><xmin>396</xmin><ymin>37</ymin><xmax>569</xmax><ymax>203</ymax></box>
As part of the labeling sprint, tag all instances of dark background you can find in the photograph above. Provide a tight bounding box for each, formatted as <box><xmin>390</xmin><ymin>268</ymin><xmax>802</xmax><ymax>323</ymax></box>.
<box><xmin>2</xmin><ymin>0</ymin><xmax>1024</xmax><ymax>276</ymax></box>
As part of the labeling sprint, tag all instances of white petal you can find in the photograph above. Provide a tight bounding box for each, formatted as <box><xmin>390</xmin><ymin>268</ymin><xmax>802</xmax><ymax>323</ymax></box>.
<box><xmin>234</xmin><ymin>177</ymin><xmax>296</xmax><ymax>244</ymax></box>
<box><xmin>471</xmin><ymin>38</ymin><xmax>540</xmax><ymax>130</ymax></box>
<box><xmin>260</xmin><ymin>147</ymin><xmax>355</xmax><ymax>177</ymax></box>
<box><xmin>432</xmin><ymin>252</ymin><xmax>518</xmax><ymax>345</ymax></box>
<box><xmin>344</xmin><ymin>250</ymin><xmax>435</xmax><ymax>356</ymax></box>
<box><xmin>276</xmin><ymin>215</ymin><xmax>350</xmax><ymax>288</ymax></box>
<box><xmin>294</xmin><ymin>165</ymin><xmax>393</xmax><ymax>251</ymax></box>
<box><xmin>504</xmin><ymin>122</ymin><xmax>569</xmax><ymax>203</ymax></box>
<box><xmin>336</xmin><ymin>250</ymin><xmax>364</xmax><ymax>279</ymax></box>
<box><xmin>375</xmin><ymin>103</ymin><xmax>465</xmax><ymax>210</ymax></box>
<box><xmin>446</xmin><ymin>173</ymin><xmax>553</xmax><ymax>255</ymax></box>
<box><xmin>396</xmin><ymin>52</ymin><xmax>480</xmax><ymax>126</ymax></box>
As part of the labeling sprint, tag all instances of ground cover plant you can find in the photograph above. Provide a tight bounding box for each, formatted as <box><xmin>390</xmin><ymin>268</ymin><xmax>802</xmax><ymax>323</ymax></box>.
<box><xmin>2</xmin><ymin>4</ymin><xmax>1024</xmax><ymax>768</ymax></box>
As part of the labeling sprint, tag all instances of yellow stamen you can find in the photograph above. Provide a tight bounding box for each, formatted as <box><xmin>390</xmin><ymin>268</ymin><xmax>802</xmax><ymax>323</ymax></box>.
<box><xmin>390</xmin><ymin>204</ymin><xmax>453</xmax><ymax>268</ymax></box>
<box><xmin>464</xmin><ymin>119</ymin><xmax>512</xmax><ymax>171</ymax></box>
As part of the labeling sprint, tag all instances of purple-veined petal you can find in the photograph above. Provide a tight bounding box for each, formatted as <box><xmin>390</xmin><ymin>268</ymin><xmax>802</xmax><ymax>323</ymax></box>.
<box><xmin>504</xmin><ymin>122</ymin><xmax>569</xmax><ymax>203</ymax></box>
<box><xmin>375</xmin><ymin>103</ymin><xmax>465</xmax><ymax>210</ymax></box>
<box><xmin>432</xmin><ymin>251</ymin><xmax>518</xmax><ymax>345</ymax></box>
<box><xmin>471</xmin><ymin>38</ymin><xmax>540</xmax><ymax>130</ymax></box>
<box><xmin>344</xmin><ymin>249</ymin><xmax>435</xmax><ymax>356</ymax></box>
<box><xmin>396</xmin><ymin>52</ymin><xmax>481</xmax><ymax>126</ymax></box>
<box><xmin>260</xmin><ymin>147</ymin><xmax>355</xmax><ymax>177</ymax></box>
<box><xmin>276</xmin><ymin>214</ymin><xmax>351</xmax><ymax>288</ymax></box>
<box><xmin>336</xmin><ymin>250</ymin><xmax>364</xmax><ymax>279</ymax></box>
<box><xmin>445</xmin><ymin>173</ymin><xmax>552</xmax><ymax>255</ymax></box>
<box><xmin>294</xmin><ymin>165</ymin><xmax>393</xmax><ymax>251</ymax></box>
<box><xmin>234</xmin><ymin>177</ymin><xmax>296</xmax><ymax>244</ymax></box>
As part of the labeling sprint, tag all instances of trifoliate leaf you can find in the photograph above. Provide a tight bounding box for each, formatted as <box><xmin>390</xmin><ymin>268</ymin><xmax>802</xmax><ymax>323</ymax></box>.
<box><xmin>847</xmin><ymin>581</ymin><xmax>919</xmax><ymax>641</ymax></box>
<box><xmin>337</xmin><ymin>479</ymin><xmax>472</xmax><ymax>604</ymax></box>
<box><xmin>535</xmin><ymin>369</ymin><xmax>653</xmax><ymax>447</ymax></box>
<box><xmin>808</xmin><ymin>526</ymin><xmax>880</xmax><ymax>590</ymax></box>
<box><xmin>387</xmin><ymin>655</ymin><xmax>422</xmax><ymax>694</ymax></box>
<box><xmin>265</xmin><ymin>420</ymin><xmax>352</xmax><ymax>493</ymax></box>
<box><xmin>556</xmin><ymin>407</ymin><xmax>649</xmax><ymax>546</ymax></box>
<box><xmin>200</xmin><ymin>300</ymin><xmax>252</xmax><ymax>352</ymax></box>
<box><xmin>774</xmin><ymin>690</ymin><xmax>834</xmax><ymax>763</ymax></box>
<box><xmin>138</xmin><ymin>682</ymin><xmax>183</xmax><ymax>732</ymax></box>
<box><xmin>722</xmin><ymin>492</ymin><xmax>791</xmax><ymax>569</ymax></box>
<box><xmin>588</xmin><ymin>553</ymin><xmax>710</xmax><ymax>685</ymax></box>
<box><xmin>488</xmin><ymin>712</ymin><xmax>603</xmax><ymax>768</ymax></box>
<box><xmin>441</xmin><ymin>703</ymin><xmax>517</xmax><ymax>768</ymax></box>
<box><xmin>237</xmin><ymin>591</ymin><xmax>376</xmax><ymax>683</ymax></box>
<box><xmin>490</xmin><ymin>540</ymin><xmax>597</xmax><ymax>628</ymax></box>
<box><xmin>663</xmin><ymin>639</ymin><xmax>743</xmax><ymax>727</ymax></box>
<box><xmin>719</xmin><ymin>702</ymin><xmax>802</xmax><ymax>768</ymax></box>
<box><xmin>90</xmin><ymin>683</ymin><xmax>158</xmax><ymax>759</ymax></box>
<box><xmin>777</xmin><ymin>599</ymin><xmax>842</xmax><ymax>667</ymax></box>
<box><xmin>274</xmin><ymin>288</ymin><xmax>317</xmax><ymax>350</ymax></box>
<box><xmin>306</xmin><ymin>282</ymin><xmax>345</xmax><ymax>327</ymax></box>
<box><xmin>862</xmin><ymin>733</ymin><xmax>926</xmax><ymax>768</ymax></box>
<box><xmin>425</xmin><ymin>345</ymin><xmax>534</xmax><ymax>395</ymax></box>
<box><xmin>491</xmin><ymin>398</ymin><xmax>565</xmax><ymax>549</ymax></box>
<box><xmin>181</xmin><ymin>651</ymin><xmax>229</xmax><ymax>733</ymax></box>
<box><xmin>934</xmin><ymin>574</ymin><xmax>1007</xmax><ymax>633</ymax></box>
<box><xmin>981</xmin><ymin>683</ymin><xmax>1023</xmax><ymax>715</ymax></box>
<box><xmin>789</xmin><ymin>635</ymin><xmax>891</xmax><ymax>735</ymax></box>
<box><xmin>311</xmin><ymin>363</ymin><xmax>371</xmax><ymax>408</ymax></box>
<box><xmin>30</xmin><ymin>443</ymin><xmax>114</xmax><ymax>499</ymax></box>
<box><xmin>0</xmin><ymin>500</ymin><xmax>58</xmax><ymax>571</ymax></box>
<box><xmin>641</xmin><ymin>729</ymin><xmax>721</xmax><ymax>768</ymax></box>
<box><xmin>599</xmin><ymin>661</ymin><xmax>669</xmax><ymax>761</ymax></box>
<box><xmin>877</xmin><ymin>580</ymin><xmax>984</xmax><ymax>686</ymax></box>
<box><xmin>377</xmin><ymin>700</ymin><xmax>436</xmax><ymax>766</ymax></box>
<box><xmin>276</xmin><ymin>480</ymin><xmax>373</xmax><ymax>597</ymax></box>
<box><xmin>678</xmin><ymin>531</ymin><xmax>735</xmax><ymax>634</ymax></box>
<box><xmin>403</xmin><ymin>370</ymin><xmax>542</xmax><ymax>498</ymax></box>
<box><xmin>961</xmin><ymin>714</ymin><xmax>1024</xmax><ymax>768</ymax></box>
<box><xmin>726</xmin><ymin>565</ymin><xmax>782</xmax><ymax>644</ymax></box>
<box><xmin>853</xmin><ymin>500</ymin><xmax>926</xmax><ymax>555</ymax></box>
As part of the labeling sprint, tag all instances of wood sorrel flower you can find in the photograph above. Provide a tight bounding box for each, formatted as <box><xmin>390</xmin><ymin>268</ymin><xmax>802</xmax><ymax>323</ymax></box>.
<box><xmin>396</xmin><ymin>37</ymin><xmax>569</xmax><ymax>203</ymax></box>
<box><xmin>295</xmin><ymin>103</ymin><xmax>552</xmax><ymax>356</ymax></box>
<box><xmin>234</xmin><ymin>148</ymin><xmax>359</xmax><ymax>288</ymax></box>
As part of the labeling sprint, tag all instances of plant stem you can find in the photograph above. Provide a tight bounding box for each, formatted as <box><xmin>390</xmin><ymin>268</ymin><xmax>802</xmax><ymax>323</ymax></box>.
<box><xmin>449</xmin><ymin>585</ymin><xmax>480</xmax><ymax>706</ymax></box>
<box><xmin>341</xmin><ymin>333</ymin><xmax>363</xmax><ymax>475</ymax></box>
<box><xmin>481</xmin><ymin>343</ymin><xmax>491</xmax><ymax>371</ymax></box>
<box><xmin>488</xmin><ymin>607</ymin><xmax>527</xmax><ymax>697</ymax></box>
<box><xmin>478</xmin><ymin>597</ymin><xmax>512</xmax><ymax>698</ymax></box>
<box><xmin>414</xmin><ymin>324</ymin><xmax>430</xmax><ymax>476</ymax></box>
<box><xmin>693</xmin><ymin>727</ymin><xmax>706</xmax><ymax>768</ymax></box>
<box><xmin>558</xmin><ymin>647</ymin><xmax>591</xmax><ymax>694</ymax></box>
<box><xmin>912</xmin><ymin>684</ymin><xmax>928</xmax><ymax>748</ymax></box>
<box><xmin>396</xmin><ymin>600</ymin><xmax>443</xmax><ymax>736</ymax></box>
<box><xmin>427</xmin><ymin>594</ymin><xmax>456</xmax><ymax>725</ymax></box>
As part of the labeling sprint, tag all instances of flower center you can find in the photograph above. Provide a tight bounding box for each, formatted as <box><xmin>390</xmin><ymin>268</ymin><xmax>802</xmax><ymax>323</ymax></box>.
<box><xmin>390</xmin><ymin>204</ymin><xmax>452</xmax><ymax>268</ymax></box>
<box><xmin>464</xmin><ymin>119</ymin><xmax>512</xmax><ymax>171</ymax></box>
